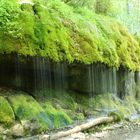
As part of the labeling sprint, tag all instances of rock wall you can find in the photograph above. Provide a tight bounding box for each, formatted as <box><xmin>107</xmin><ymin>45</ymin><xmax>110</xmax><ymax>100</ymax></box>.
<box><xmin>0</xmin><ymin>55</ymin><xmax>139</xmax><ymax>99</ymax></box>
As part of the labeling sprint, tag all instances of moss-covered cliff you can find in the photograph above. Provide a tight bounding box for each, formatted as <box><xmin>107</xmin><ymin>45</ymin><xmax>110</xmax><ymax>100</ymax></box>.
<box><xmin>0</xmin><ymin>89</ymin><xmax>72</xmax><ymax>138</ymax></box>
<box><xmin>0</xmin><ymin>0</ymin><xmax>140</xmax><ymax>70</ymax></box>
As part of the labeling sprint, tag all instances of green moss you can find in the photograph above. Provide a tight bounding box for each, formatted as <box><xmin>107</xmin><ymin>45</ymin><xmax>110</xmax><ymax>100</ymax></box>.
<box><xmin>108</xmin><ymin>111</ymin><xmax>124</xmax><ymax>122</ymax></box>
<box><xmin>91</xmin><ymin>94</ymin><xmax>140</xmax><ymax>118</ymax></box>
<box><xmin>0</xmin><ymin>0</ymin><xmax>140</xmax><ymax>70</ymax></box>
<box><xmin>40</xmin><ymin>90</ymin><xmax>86</xmax><ymax>121</ymax></box>
<box><xmin>0</xmin><ymin>89</ymin><xmax>80</xmax><ymax>131</ymax></box>
<box><xmin>72</xmin><ymin>113</ymin><xmax>85</xmax><ymax>121</ymax></box>
<box><xmin>124</xmin><ymin>95</ymin><xmax>139</xmax><ymax>114</ymax></box>
<box><xmin>41</xmin><ymin>91</ymin><xmax>139</xmax><ymax>122</ymax></box>
<box><xmin>0</xmin><ymin>96</ymin><xmax>15</xmax><ymax>125</ymax></box>
<box><xmin>8</xmin><ymin>94</ymin><xmax>53</xmax><ymax>131</ymax></box>
<box><xmin>42</xmin><ymin>102</ymin><xmax>72</xmax><ymax>128</ymax></box>
<box><xmin>95</xmin><ymin>0</ymin><xmax>112</xmax><ymax>15</ymax></box>
<box><xmin>7</xmin><ymin>94</ymin><xmax>72</xmax><ymax>130</ymax></box>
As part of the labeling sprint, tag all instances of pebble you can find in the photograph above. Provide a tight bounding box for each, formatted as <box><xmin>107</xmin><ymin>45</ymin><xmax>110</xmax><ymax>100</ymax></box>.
<box><xmin>11</xmin><ymin>123</ymin><xmax>24</xmax><ymax>137</ymax></box>
<box><xmin>39</xmin><ymin>134</ymin><xmax>50</xmax><ymax>140</ymax></box>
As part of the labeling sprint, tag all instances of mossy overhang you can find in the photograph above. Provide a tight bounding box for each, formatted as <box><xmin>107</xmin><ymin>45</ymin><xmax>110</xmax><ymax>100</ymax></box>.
<box><xmin>0</xmin><ymin>0</ymin><xmax>140</xmax><ymax>71</ymax></box>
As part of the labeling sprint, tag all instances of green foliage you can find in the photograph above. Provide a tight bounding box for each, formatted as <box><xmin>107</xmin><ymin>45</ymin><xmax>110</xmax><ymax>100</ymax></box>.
<box><xmin>0</xmin><ymin>0</ymin><xmax>21</xmax><ymax>37</ymax></box>
<box><xmin>0</xmin><ymin>0</ymin><xmax>23</xmax><ymax>54</ymax></box>
<box><xmin>62</xmin><ymin>0</ymin><xmax>116</xmax><ymax>16</ymax></box>
<box><xmin>62</xmin><ymin>0</ymin><xmax>96</xmax><ymax>9</ymax></box>
<box><xmin>62</xmin><ymin>0</ymin><xmax>140</xmax><ymax>34</ymax></box>
<box><xmin>110</xmin><ymin>0</ymin><xmax>140</xmax><ymax>34</ymax></box>
<box><xmin>0</xmin><ymin>96</ymin><xmax>15</xmax><ymax>125</ymax></box>
<box><xmin>0</xmin><ymin>0</ymin><xmax>140</xmax><ymax>70</ymax></box>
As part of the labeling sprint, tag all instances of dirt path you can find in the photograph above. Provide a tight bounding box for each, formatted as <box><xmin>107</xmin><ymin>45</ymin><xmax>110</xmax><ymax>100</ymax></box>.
<box><xmin>58</xmin><ymin>123</ymin><xmax>140</xmax><ymax>140</ymax></box>
<box><xmin>99</xmin><ymin>124</ymin><xmax>140</xmax><ymax>140</ymax></box>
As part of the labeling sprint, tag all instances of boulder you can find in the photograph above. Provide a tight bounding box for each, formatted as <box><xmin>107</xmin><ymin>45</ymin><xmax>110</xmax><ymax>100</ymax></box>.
<box><xmin>0</xmin><ymin>96</ymin><xmax>15</xmax><ymax>125</ymax></box>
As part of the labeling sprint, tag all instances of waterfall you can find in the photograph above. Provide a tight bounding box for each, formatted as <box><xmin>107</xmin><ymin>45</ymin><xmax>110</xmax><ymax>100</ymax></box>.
<box><xmin>33</xmin><ymin>57</ymin><xmax>53</xmax><ymax>97</ymax></box>
<box><xmin>0</xmin><ymin>54</ymin><xmax>139</xmax><ymax>100</ymax></box>
<box><xmin>90</xmin><ymin>64</ymin><xmax>117</xmax><ymax>96</ymax></box>
<box><xmin>52</xmin><ymin>62</ymin><xmax>65</xmax><ymax>94</ymax></box>
<box><xmin>117</xmin><ymin>68</ymin><xmax>135</xmax><ymax>99</ymax></box>
<box><xmin>135</xmin><ymin>72</ymin><xmax>140</xmax><ymax>99</ymax></box>
<box><xmin>32</xmin><ymin>58</ymin><xmax>67</xmax><ymax>98</ymax></box>
<box><xmin>15</xmin><ymin>55</ymin><xmax>22</xmax><ymax>88</ymax></box>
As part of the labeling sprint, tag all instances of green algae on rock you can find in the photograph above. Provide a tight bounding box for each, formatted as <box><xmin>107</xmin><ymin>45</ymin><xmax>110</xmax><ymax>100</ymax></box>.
<box><xmin>8</xmin><ymin>94</ymin><xmax>52</xmax><ymax>131</ymax></box>
<box><xmin>91</xmin><ymin>94</ymin><xmax>140</xmax><ymax>119</ymax></box>
<box><xmin>0</xmin><ymin>89</ymin><xmax>73</xmax><ymax>136</ymax></box>
<box><xmin>0</xmin><ymin>96</ymin><xmax>15</xmax><ymax>125</ymax></box>
<box><xmin>0</xmin><ymin>0</ymin><xmax>140</xmax><ymax>70</ymax></box>
<box><xmin>7</xmin><ymin>94</ymin><xmax>72</xmax><ymax>132</ymax></box>
<box><xmin>42</xmin><ymin>102</ymin><xmax>72</xmax><ymax>128</ymax></box>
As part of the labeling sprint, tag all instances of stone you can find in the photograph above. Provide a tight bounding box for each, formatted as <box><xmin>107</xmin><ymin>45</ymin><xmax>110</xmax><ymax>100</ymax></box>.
<box><xmin>39</xmin><ymin>134</ymin><xmax>50</xmax><ymax>140</ymax></box>
<box><xmin>0</xmin><ymin>126</ymin><xmax>5</xmax><ymax>134</ymax></box>
<box><xmin>21</xmin><ymin>120</ymin><xmax>31</xmax><ymax>130</ymax></box>
<box><xmin>30</xmin><ymin>121</ymin><xmax>41</xmax><ymax>135</ymax></box>
<box><xmin>71</xmin><ymin>132</ymin><xmax>86</xmax><ymax>139</ymax></box>
<box><xmin>2</xmin><ymin>135</ymin><xmax>7</xmax><ymax>140</ymax></box>
<box><xmin>3</xmin><ymin>129</ymin><xmax>11</xmax><ymax>136</ymax></box>
<box><xmin>11</xmin><ymin>123</ymin><xmax>24</xmax><ymax>137</ymax></box>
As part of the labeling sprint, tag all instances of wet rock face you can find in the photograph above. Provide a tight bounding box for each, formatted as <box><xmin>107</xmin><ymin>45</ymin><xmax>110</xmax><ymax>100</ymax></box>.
<box><xmin>0</xmin><ymin>54</ymin><xmax>139</xmax><ymax>99</ymax></box>
<box><xmin>135</xmin><ymin>72</ymin><xmax>140</xmax><ymax>100</ymax></box>
<box><xmin>67</xmin><ymin>63</ymin><xmax>117</xmax><ymax>96</ymax></box>
<box><xmin>67</xmin><ymin>64</ymin><xmax>91</xmax><ymax>95</ymax></box>
<box><xmin>63</xmin><ymin>63</ymin><xmax>138</xmax><ymax>99</ymax></box>
<box><xmin>0</xmin><ymin>55</ymin><xmax>68</xmax><ymax>97</ymax></box>
<box><xmin>117</xmin><ymin>68</ymin><xmax>136</xmax><ymax>99</ymax></box>
<box><xmin>0</xmin><ymin>55</ymin><xmax>35</xmax><ymax>93</ymax></box>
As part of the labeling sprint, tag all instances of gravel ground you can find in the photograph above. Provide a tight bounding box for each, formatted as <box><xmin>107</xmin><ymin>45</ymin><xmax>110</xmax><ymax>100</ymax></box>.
<box><xmin>58</xmin><ymin>123</ymin><xmax>140</xmax><ymax>140</ymax></box>
<box><xmin>99</xmin><ymin>123</ymin><xmax>140</xmax><ymax>140</ymax></box>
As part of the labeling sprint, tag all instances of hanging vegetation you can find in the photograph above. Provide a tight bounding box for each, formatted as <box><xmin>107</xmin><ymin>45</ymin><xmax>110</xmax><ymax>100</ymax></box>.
<box><xmin>0</xmin><ymin>0</ymin><xmax>140</xmax><ymax>70</ymax></box>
